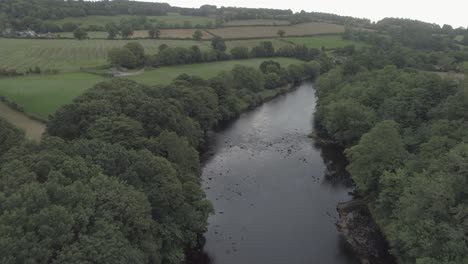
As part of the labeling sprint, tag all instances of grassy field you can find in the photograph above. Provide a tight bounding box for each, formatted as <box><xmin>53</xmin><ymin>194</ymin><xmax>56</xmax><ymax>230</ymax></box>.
<box><xmin>0</xmin><ymin>38</ymin><xmax>211</xmax><ymax>72</ymax></box>
<box><xmin>285</xmin><ymin>35</ymin><xmax>365</xmax><ymax>49</ymax></box>
<box><xmin>127</xmin><ymin>58</ymin><xmax>302</xmax><ymax>85</ymax></box>
<box><xmin>224</xmin><ymin>19</ymin><xmax>291</xmax><ymax>26</ymax></box>
<box><xmin>0</xmin><ymin>73</ymin><xmax>106</xmax><ymax>119</ymax></box>
<box><xmin>207</xmin><ymin>22</ymin><xmax>345</xmax><ymax>39</ymax></box>
<box><xmin>52</xmin><ymin>14</ymin><xmax>215</xmax><ymax>28</ymax></box>
<box><xmin>0</xmin><ymin>58</ymin><xmax>303</xmax><ymax>118</ymax></box>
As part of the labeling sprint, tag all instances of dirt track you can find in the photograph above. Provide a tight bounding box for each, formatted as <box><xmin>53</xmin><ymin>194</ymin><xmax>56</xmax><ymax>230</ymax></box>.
<box><xmin>0</xmin><ymin>102</ymin><xmax>46</xmax><ymax>142</ymax></box>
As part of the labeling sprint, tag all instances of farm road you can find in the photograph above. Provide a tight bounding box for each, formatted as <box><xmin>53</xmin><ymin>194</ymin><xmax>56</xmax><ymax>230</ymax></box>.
<box><xmin>0</xmin><ymin>101</ymin><xmax>46</xmax><ymax>142</ymax></box>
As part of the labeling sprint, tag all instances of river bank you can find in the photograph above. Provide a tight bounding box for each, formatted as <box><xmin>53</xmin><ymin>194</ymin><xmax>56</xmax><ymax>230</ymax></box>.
<box><xmin>336</xmin><ymin>199</ymin><xmax>396</xmax><ymax>264</ymax></box>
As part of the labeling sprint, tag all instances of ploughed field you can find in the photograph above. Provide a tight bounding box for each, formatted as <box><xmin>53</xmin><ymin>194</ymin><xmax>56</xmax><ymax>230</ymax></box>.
<box><xmin>0</xmin><ymin>58</ymin><xmax>302</xmax><ymax>120</ymax></box>
<box><xmin>207</xmin><ymin>22</ymin><xmax>345</xmax><ymax>39</ymax></box>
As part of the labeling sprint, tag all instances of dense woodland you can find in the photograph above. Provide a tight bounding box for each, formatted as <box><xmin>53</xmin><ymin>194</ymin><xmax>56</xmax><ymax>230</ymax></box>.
<box><xmin>0</xmin><ymin>60</ymin><xmax>318</xmax><ymax>263</ymax></box>
<box><xmin>315</xmin><ymin>19</ymin><xmax>468</xmax><ymax>264</ymax></box>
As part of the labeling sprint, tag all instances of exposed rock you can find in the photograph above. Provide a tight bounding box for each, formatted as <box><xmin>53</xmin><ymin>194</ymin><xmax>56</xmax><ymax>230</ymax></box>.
<box><xmin>336</xmin><ymin>199</ymin><xmax>396</xmax><ymax>264</ymax></box>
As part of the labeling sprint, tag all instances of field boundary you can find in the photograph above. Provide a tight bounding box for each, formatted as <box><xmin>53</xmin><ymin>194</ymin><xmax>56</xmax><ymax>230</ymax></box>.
<box><xmin>0</xmin><ymin>96</ymin><xmax>48</xmax><ymax>123</ymax></box>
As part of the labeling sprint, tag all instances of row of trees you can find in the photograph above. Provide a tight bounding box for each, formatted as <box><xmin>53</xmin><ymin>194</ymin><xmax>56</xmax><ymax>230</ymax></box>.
<box><xmin>108</xmin><ymin>39</ymin><xmax>332</xmax><ymax>70</ymax></box>
<box><xmin>314</xmin><ymin>25</ymin><xmax>468</xmax><ymax>263</ymax></box>
<box><xmin>0</xmin><ymin>59</ymin><xmax>322</xmax><ymax>263</ymax></box>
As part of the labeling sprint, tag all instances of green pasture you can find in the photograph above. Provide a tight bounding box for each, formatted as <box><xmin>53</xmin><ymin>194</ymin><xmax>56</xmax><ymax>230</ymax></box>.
<box><xmin>0</xmin><ymin>38</ymin><xmax>211</xmax><ymax>72</ymax></box>
<box><xmin>0</xmin><ymin>58</ymin><xmax>303</xmax><ymax>119</ymax></box>
<box><xmin>0</xmin><ymin>73</ymin><xmax>105</xmax><ymax>119</ymax></box>
<box><xmin>285</xmin><ymin>35</ymin><xmax>364</xmax><ymax>49</ymax></box>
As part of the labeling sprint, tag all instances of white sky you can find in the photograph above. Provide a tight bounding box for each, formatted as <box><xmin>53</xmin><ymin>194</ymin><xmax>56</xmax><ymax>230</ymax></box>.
<box><xmin>138</xmin><ymin>0</ymin><xmax>467</xmax><ymax>28</ymax></box>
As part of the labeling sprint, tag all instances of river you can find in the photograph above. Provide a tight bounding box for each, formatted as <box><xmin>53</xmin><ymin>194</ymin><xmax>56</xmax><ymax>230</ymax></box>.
<box><xmin>190</xmin><ymin>82</ymin><xmax>358</xmax><ymax>264</ymax></box>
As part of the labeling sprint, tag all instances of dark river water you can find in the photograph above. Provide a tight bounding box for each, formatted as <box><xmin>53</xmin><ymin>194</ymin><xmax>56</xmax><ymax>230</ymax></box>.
<box><xmin>190</xmin><ymin>82</ymin><xmax>358</xmax><ymax>264</ymax></box>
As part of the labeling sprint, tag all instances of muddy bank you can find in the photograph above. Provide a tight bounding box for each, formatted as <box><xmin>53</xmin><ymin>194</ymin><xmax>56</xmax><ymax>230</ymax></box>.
<box><xmin>0</xmin><ymin>101</ymin><xmax>46</xmax><ymax>142</ymax></box>
<box><xmin>336</xmin><ymin>199</ymin><xmax>396</xmax><ymax>264</ymax></box>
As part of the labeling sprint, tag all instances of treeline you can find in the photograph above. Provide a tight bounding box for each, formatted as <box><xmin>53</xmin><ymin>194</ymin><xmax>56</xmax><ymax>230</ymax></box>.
<box><xmin>0</xmin><ymin>60</ymin><xmax>321</xmax><ymax>264</ymax></box>
<box><xmin>290</xmin><ymin>10</ymin><xmax>371</xmax><ymax>27</ymax></box>
<box><xmin>343</xmin><ymin>27</ymin><xmax>468</xmax><ymax>73</ymax></box>
<box><xmin>108</xmin><ymin>40</ymin><xmax>334</xmax><ymax>70</ymax></box>
<box><xmin>0</xmin><ymin>0</ymin><xmax>169</xmax><ymax>21</ymax></box>
<box><xmin>0</xmin><ymin>66</ymin><xmax>59</xmax><ymax>77</ymax></box>
<box><xmin>314</xmin><ymin>48</ymin><xmax>468</xmax><ymax>263</ymax></box>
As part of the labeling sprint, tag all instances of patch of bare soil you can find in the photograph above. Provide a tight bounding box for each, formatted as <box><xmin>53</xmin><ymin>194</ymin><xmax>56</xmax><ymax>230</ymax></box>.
<box><xmin>0</xmin><ymin>102</ymin><xmax>46</xmax><ymax>142</ymax></box>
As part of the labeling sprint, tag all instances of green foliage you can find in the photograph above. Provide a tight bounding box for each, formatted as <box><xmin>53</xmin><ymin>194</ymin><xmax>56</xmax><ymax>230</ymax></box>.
<box><xmin>260</xmin><ymin>60</ymin><xmax>281</xmax><ymax>74</ymax></box>
<box><xmin>0</xmin><ymin>118</ymin><xmax>24</xmax><ymax>156</ymax></box>
<box><xmin>346</xmin><ymin>121</ymin><xmax>408</xmax><ymax>194</ymax></box>
<box><xmin>211</xmin><ymin>37</ymin><xmax>227</xmax><ymax>53</ymax></box>
<box><xmin>322</xmin><ymin>99</ymin><xmax>377</xmax><ymax>145</ymax></box>
<box><xmin>230</xmin><ymin>46</ymin><xmax>249</xmax><ymax>59</ymax></box>
<box><xmin>192</xmin><ymin>30</ymin><xmax>203</xmax><ymax>41</ymax></box>
<box><xmin>105</xmin><ymin>22</ymin><xmax>119</xmax><ymax>39</ymax></box>
<box><xmin>108</xmin><ymin>47</ymin><xmax>137</xmax><ymax>69</ymax></box>
<box><xmin>73</xmin><ymin>28</ymin><xmax>87</xmax><ymax>40</ymax></box>
<box><xmin>108</xmin><ymin>42</ymin><xmax>145</xmax><ymax>69</ymax></box>
<box><xmin>315</xmin><ymin>50</ymin><xmax>468</xmax><ymax>263</ymax></box>
<box><xmin>231</xmin><ymin>65</ymin><xmax>265</xmax><ymax>92</ymax></box>
<box><xmin>264</xmin><ymin>72</ymin><xmax>281</xmax><ymax>89</ymax></box>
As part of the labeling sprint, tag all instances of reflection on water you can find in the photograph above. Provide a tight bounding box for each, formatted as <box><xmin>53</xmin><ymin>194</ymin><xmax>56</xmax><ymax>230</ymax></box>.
<box><xmin>189</xmin><ymin>83</ymin><xmax>358</xmax><ymax>264</ymax></box>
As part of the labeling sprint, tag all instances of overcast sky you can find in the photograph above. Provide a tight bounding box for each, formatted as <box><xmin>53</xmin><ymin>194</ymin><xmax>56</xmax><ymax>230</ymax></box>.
<box><xmin>138</xmin><ymin>0</ymin><xmax>467</xmax><ymax>28</ymax></box>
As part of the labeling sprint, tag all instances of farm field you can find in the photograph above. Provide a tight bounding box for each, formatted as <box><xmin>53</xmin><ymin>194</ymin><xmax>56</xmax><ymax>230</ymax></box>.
<box><xmin>285</xmin><ymin>35</ymin><xmax>365</xmax><ymax>49</ymax></box>
<box><xmin>126</xmin><ymin>57</ymin><xmax>303</xmax><ymax>85</ymax></box>
<box><xmin>0</xmin><ymin>73</ymin><xmax>106</xmax><ymax>119</ymax></box>
<box><xmin>51</xmin><ymin>14</ymin><xmax>215</xmax><ymax>28</ymax></box>
<box><xmin>224</xmin><ymin>19</ymin><xmax>291</xmax><ymax>26</ymax></box>
<box><xmin>0</xmin><ymin>58</ymin><xmax>303</xmax><ymax>118</ymax></box>
<box><xmin>0</xmin><ymin>38</ymin><xmax>211</xmax><ymax>72</ymax></box>
<box><xmin>207</xmin><ymin>22</ymin><xmax>345</xmax><ymax>39</ymax></box>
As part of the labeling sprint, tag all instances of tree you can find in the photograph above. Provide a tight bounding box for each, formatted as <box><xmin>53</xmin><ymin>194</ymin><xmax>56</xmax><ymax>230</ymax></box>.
<box><xmin>62</xmin><ymin>22</ymin><xmax>78</xmax><ymax>32</ymax></box>
<box><xmin>124</xmin><ymin>42</ymin><xmax>145</xmax><ymax>66</ymax></box>
<box><xmin>260</xmin><ymin>60</ymin><xmax>281</xmax><ymax>74</ymax></box>
<box><xmin>148</xmin><ymin>25</ymin><xmax>160</xmax><ymax>39</ymax></box>
<box><xmin>73</xmin><ymin>28</ymin><xmax>87</xmax><ymax>40</ymax></box>
<box><xmin>211</xmin><ymin>36</ymin><xmax>226</xmax><ymax>53</ymax></box>
<box><xmin>346</xmin><ymin>120</ymin><xmax>409</xmax><ymax>195</ymax></box>
<box><xmin>264</xmin><ymin>72</ymin><xmax>281</xmax><ymax>89</ymax></box>
<box><xmin>105</xmin><ymin>22</ymin><xmax>119</xmax><ymax>39</ymax></box>
<box><xmin>108</xmin><ymin>48</ymin><xmax>137</xmax><ymax>69</ymax></box>
<box><xmin>231</xmin><ymin>65</ymin><xmax>265</xmax><ymax>92</ymax></box>
<box><xmin>277</xmin><ymin>29</ymin><xmax>286</xmax><ymax>37</ymax></box>
<box><xmin>120</xmin><ymin>24</ymin><xmax>133</xmax><ymax>39</ymax></box>
<box><xmin>230</xmin><ymin>46</ymin><xmax>249</xmax><ymax>59</ymax></box>
<box><xmin>192</xmin><ymin>30</ymin><xmax>203</xmax><ymax>41</ymax></box>
<box><xmin>322</xmin><ymin>99</ymin><xmax>377</xmax><ymax>146</ymax></box>
<box><xmin>0</xmin><ymin>118</ymin><xmax>24</xmax><ymax>156</ymax></box>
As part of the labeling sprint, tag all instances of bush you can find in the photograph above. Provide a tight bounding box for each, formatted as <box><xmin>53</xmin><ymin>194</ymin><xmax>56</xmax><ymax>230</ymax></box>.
<box><xmin>230</xmin><ymin>46</ymin><xmax>249</xmax><ymax>59</ymax></box>
<box><xmin>264</xmin><ymin>72</ymin><xmax>281</xmax><ymax>89</ymax></box>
